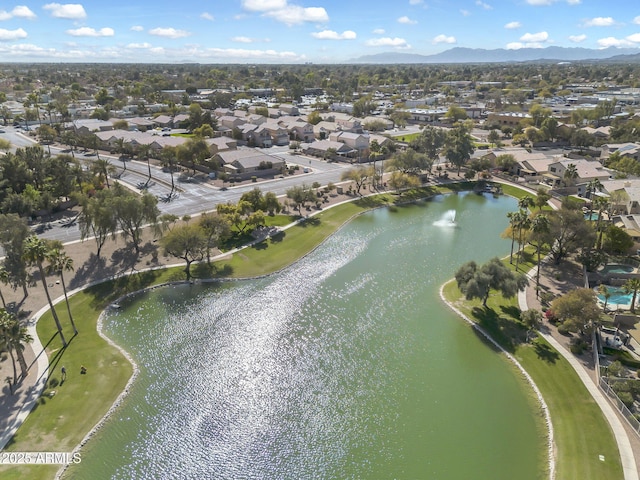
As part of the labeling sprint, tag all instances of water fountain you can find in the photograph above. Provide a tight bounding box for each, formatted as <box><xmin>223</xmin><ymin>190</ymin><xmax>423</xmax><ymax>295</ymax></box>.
<box><xmin>433</xmin><ymin>209</ymin><xmax>457</xmax><ymax>227</ymax></box>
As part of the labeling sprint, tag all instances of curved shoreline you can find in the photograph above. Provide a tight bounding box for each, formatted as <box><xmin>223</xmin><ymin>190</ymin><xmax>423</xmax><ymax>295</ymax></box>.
<box><xmin>3</xmin><ymin>184</ymin><xmax>607</xmax><ymax>479</ymax></box>
<box><xmin>439</xmin><ymin>281</ymin><xmax>555</xmax><ymax>480</ymax></box>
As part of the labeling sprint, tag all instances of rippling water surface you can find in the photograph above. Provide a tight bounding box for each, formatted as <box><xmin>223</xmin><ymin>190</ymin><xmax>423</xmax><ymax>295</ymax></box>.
<box><xmin>69</xmin><ymin>193</ymin><xmax>543</xmax><ymax>479</ymax></box>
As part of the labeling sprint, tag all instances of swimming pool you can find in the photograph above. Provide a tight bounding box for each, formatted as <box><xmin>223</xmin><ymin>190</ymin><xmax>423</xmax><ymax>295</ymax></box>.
<box><xmin>595</xmin><ymin>286</ymin><xmax>634</xmax><ymax>309</ymax></box>
<box><xmin>599</xmin><ymin>264</ymin><xmax>635</xmax><ymax>275</ymax></box>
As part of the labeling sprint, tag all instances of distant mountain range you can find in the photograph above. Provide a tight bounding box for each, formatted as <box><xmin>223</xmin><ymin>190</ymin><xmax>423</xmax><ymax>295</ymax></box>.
<box><xmin>348</xmin><ymin>46</ymin><xmax>640</xmax><ymax>64</ymax></box>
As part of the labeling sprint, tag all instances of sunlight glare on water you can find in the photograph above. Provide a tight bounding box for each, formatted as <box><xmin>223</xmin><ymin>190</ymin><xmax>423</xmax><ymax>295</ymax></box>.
<box><xmin>69</xmin><ymin>193</ymin><xmax>542</xmax><ymax>480</ymax></box>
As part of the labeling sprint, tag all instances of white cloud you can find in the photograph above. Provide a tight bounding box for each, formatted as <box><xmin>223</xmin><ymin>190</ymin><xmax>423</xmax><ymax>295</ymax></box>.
<box><xmin>433</xmin><ymin>34</ymin><xmax>456</xmax><ymax>44</ymax></box>
<box><xmin>634</xmin><ymin>16</ymin><xmax>640</xmax><ymax>25</ymax></box>
<box><xmin>66</xmin><ymin>27</ymin><xmax>114</xmax><ymax>37</ymax></box>
<box><xmin>365</xmin><ymin>37</ymin><xmax>409</xmax><ymax>48</ymax></box>
<box><xmin>0</xmin><ymin>28</ymin><xmax>27</xmax><ymax>41</ymax></box>
<box><xmin>506</xmin><ymin>42</ymin><xmax>525</xmax><ymax>49</ymax></box>
<box><xmin>460</xmin><ymin>9</ymin><xmax>470</xmax><ymax>17</ymax></box>
<box><xmin>149</xmin><ymin>27</ymin><xmax>191</xmax><ymax>39</ymax></box>
<box><xmin>520</xmin><ymin>31</ymin><xmax>548</xmax><ymax>42</ymax></box>
<box><xmin>597</xmin><ymin>37</ymin><xmax>633</xmax><ymax>48</ymax></box>
<box><xmin>409</xmin><ymin>0</ymin><xmax>423</xmax><ymax>4</ymax></box>
<box><xmin>0</xmin><ymin>6</ymin><xmax>37</xmax><ymax>20</ymax></box>
<box><xmin>43</xmin><ymin>3</ymin><xmax>86</xmax><ymax>20</ymax></box>
<box><xmin>265</xmin><ymin>6</ymin><xmax>328</xmax><ymax>25</ymax></box>
<box><xmin>372</xmin><ymin>28</ymin><xmax>385</xmax><ymax>34</ymax></box>
<box><xmin>583</xmin><ymin>17</ymin><xmax>615</xmax><ymax>27</ymax></box>
<box><xmin>241</xmin><ymin>0</ymin><xmax>287</xmax><ymax>11</ymax></box>
<box><xmin>397</xmin><ymin>16</ymin><xmax>417</xmax><ymax>24</ymax></box>
<box><xmin>626</xmin><ymin>33</ymin><xmax>640</xmax><ymax>43</ymax></box>
<box><xmin>131</xmin><ymin>25</ymin><xmax>144</xmax><ymax>32</ymax></box>
<box><xmin>126</xmin><ymin>42</ymin><xmax>152</xmax><ymax>49</ymax></box>
<box><xmin>568</xmin><ymin>34</ymin><xmax>586</xmax><ymax>43</ymax></box>
<box><xmin>311</xmin><ymin>29</ymin><xmax>356</xmax><ymax>40</ymax></box>
<box><xmin>232</xmin><ymin>36</ymin><xmax>254</xmax><ymax>43</ymax></box>
<box><xmin>504</xmin><ymin>21</ymin><xmax>521</xmax><ymax>29</ymax></box>
<box><xmin>200</xmin><ymin>12</ymin><xmax>214</xmax><ymax>21</ymax></box>
<box><xmin>476</xmin><ymin>0</ymin><xmax>492</xmax><ymax>10</ymax></box>
<box><xmin>196</xmin><ymin>47</ymin><xmax>304</xmax><ymax>61</ymax></box>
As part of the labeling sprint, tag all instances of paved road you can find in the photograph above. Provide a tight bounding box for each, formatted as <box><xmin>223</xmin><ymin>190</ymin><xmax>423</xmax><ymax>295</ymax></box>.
<box><xmin>1</xmin><ymin>127</ymin><xmax>355</xmax><ymax>244</ymax></box>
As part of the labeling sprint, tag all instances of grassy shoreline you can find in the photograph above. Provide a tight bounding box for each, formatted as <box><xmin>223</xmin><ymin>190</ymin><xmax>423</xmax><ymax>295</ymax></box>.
<box><xmin>0</xmin><ymin>182</ymin><xmax>622</xmax><ymax>479</ymax></box>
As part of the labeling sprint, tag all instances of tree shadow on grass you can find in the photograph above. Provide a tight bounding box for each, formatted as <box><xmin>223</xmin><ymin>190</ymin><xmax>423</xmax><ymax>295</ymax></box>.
<box><xmin>85</xmin><ymin>269</ymin><xmax>163</xmax><ymax>309</ymax></box>
<box><xmin>533</xmin><ymin>340</ymin><xmax>560</xmax><ymax>363</ymax></box>
<box><xmin>270</xmin><ymin>231</ymin><xmax>285</xmax><ymax>243</ymax></box>
<box><xmin>500</xmin><ymin>305</ymin><xmax>521</xmax><ymax>321</ymax></box>
<box><xmin>471</xmin><ymin>305</ymin><xmax>527</xmax><ymax>353</ymax></box>
<box><xmin>298</xmin><ymin>217</ymin><xmax>320</xmax><ymax>228</ymax></box>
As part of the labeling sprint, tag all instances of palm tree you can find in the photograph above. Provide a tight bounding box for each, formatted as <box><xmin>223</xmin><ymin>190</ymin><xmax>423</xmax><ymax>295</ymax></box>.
<box><xmin>530</xmin><ymin>214</ymin><xmax>550</xmax><ymax>296</ymax></box>
<box><xmin>115</xmin><ymin>138</ymin><xmax>128</xmax><ymax>174</ymax></box>
<box><xmin>563</xmin><ymin>163</ymin><xmax>578</xmax><ymax>187</ymax></box>
<box><xmin>622</xmin><ymin>278</ymin><xmax>640</xmax><ymax>314</ymax></box>
<box><xmin>515</xmin><ymin>211</ymin><xmax>531</xmax><ymax>272</ymax></box>
<box><xmin>518</xmin><ymin>195</ymin><xmax>534</xmax><ymax>213</ymax></box>
<box><xmin>92</xmin><ymin>158</ymin><xmax>116</xmax><ymax>188</ymax></box>
<box><xmin>0</xmin><ymin>265</ymin><xmax>9</xmax><ymax>310</ymax></box>
<box><xmin>586</xmin><ymin>178</ymin><xmax>603</xmax><ymax>201</ymax></box>
<box><xmin>506</xmin><ymin>211</ymin><xmax>519</xmax><ymax>264</ymax></box>
<box><xmin>0</xmin><ymin>309</ymin><xmax>33</xmax><ymax>385</ymax></box>
<box><xmin>598</xmin><ymin>284</ymin><xmax>611</xmax><ymax>312</ymax></box>
<box><xmin>534</xmin><ymin>187</ymin><xmax>551</xmax><ymax>211</ymax></box>
<box><xmin>23</xmin><ymin>236</ymin><xmax>67</xmax><ymax>347</ymax></box>
<box><xmin>594</xmin><ymin>196</ymin><xmax>610</xmax><ymax>250</ymax></box>
<box><xmin>46</xmin><ymin>248</ymin><xmax>78</xmax><ymax>336</ymax></box>
<box><xmin>136</xmin><ymin>143</ymin><xmax>153</xmax><ymax>185</ymax></box>
<box><xmin>160</xmin><ymin>146</ymin><xmax>177</xmax><ymax>199</ymax></box>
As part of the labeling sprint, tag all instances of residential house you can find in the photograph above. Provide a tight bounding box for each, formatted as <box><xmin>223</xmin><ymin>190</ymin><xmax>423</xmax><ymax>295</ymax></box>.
<box><xmin>304</xmin><ymin>140</ymin><xmax>356</xmax><ymax>160</ymax></box>
<box><xmin>263</xmin><ymin>121</ymin><xmax>289</xmax><ymax>146</ymax></box>
<box><xmin>486</xmin><ymin>112</ymin><xmax>531</xmax><ymax>127</ymax></box>
<box><xmin>313</xmin><ymin>121</ymin><xmax>339</xmax><ymax>140</ymax></box>
<box><xmin>213</xmin><ymin>107</ymin><xmax>234</xmax><ymax>118</ymax></box>
<box><xmin>278</xmin><ymin>104</ymin><xmax>300</xmax><ymax>116</ymax></box>
<box><xmin>219</xmin><ymin>115</ymin><xmax>246</xmax><ymax>130</ymax></box>
<box><xmin>216</xmin><ymin>149</ymin><xmax>285</xmax><ymax>180</ymax></box>
<box><xmin>546</xmin><ymin>158</ymin><xmax>611</xmax><ymax>190</ymax></box>
<box><xmin>128</xmin><ymin>117</ymin><xmax>155</xmax><ymax>132</ymax></box>
<box><xmin>279</xmin><ymin>118</ymin><xmax>315</xmax><ymax>142</ymax></box>
<box><xmin>330</xmin><ymin>131</ymin><xmax>370</xmax><ymax>160</ymax></box>
<box><xmin>152</xmin><ymin>115</ymin><xmax>173</xmax><ymax>129</ymax></box>
<box><xmin>73</xmin><ymin>118</ymin><xmax>114</xmax><ymax>135</ymax></box>
<box><xmin>238</xmin><ymin>123</ymin><xmax>272</xmax><ymax>148</ymax></box>
<box><xmin>601</xmin><ymin>143</ymin><xmax>640</xmax><ymax>162</ymax></box>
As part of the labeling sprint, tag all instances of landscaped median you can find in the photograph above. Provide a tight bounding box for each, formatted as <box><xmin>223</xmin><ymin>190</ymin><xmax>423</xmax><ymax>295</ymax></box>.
<box><xmin>441</xmin><ymin>278</ymin><xmax>623</xmax><ymax>480</ymax></box>
<box><xmin>0</xmin><ymin>182</ymin><xmax>624</xmax><ymax>479</ymax></box>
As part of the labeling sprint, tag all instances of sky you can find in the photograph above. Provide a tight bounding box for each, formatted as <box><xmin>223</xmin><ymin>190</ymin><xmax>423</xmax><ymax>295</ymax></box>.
<box><xmin>0</xmin><ymin>1</ymin><xmax>639</xmax><ymax>63</ymax></box>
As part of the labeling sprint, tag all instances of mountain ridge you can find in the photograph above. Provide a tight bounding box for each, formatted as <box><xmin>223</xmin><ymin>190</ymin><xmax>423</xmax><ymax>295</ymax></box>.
<box><xmin>347</xmin><ymin>46</ymin><xmax>640</xmax><ymax>64</ymax></box>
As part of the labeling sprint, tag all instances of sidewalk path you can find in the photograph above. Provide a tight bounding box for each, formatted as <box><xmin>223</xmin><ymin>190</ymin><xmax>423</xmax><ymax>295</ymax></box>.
<box><xmin>519</xmin><ymin>285</ymin><xmax>639</xmax><ymax>480</ymax></box>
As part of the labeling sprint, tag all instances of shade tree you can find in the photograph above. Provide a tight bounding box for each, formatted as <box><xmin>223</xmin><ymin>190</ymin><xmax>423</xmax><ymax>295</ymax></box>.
<box><xmin>455</xmin><ymin>257</ymin><xmax>528</xmax><ymax>307</ymax></box>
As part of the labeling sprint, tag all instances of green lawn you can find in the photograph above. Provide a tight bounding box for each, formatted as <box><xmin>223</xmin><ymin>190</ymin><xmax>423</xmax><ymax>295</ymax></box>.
<box><xmin>0</xmin><ymin>182</ymin><xmax>624</xmax><ymax>479</ymax></box>
<box><xmin>442</xmin><ymin>280</ymin><xmax>623</xmax><ymax>480</ymax></box>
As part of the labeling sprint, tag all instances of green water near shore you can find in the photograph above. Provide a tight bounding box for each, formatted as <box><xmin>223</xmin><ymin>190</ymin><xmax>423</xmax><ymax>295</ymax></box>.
<box><xmin>68</xmin><ymin>192</ymin><xmax>543</xmax><ymax>479</ymax></box>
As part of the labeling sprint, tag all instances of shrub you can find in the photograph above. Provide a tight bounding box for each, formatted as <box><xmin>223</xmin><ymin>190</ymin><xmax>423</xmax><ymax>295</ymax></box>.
<box><xmin>607</xmin><ymin>360</ymin><xmax>625</xmax><ymax>378</ymax></box>
<box><xmin>570</xmin><ymin>338</ymin><xmax>588</xmax><ymax>354</ymax></box>
<box><xmin>617</xmin><ymin>391</ymin><xmax>635</xmax><ymax>409</ymax></box>
<box><xmin>557</xmin><ymin>323</ymin><xmax>571</xmax><ymax>336</ymax></box>
<box><xmin>251</xmin><ymin>176</ymin><xmax>257</xmax><ymax>182</ymax></box>
<box><xmin>544</xmin><ymin>308</ymin><xmax>557</xmax><ymax>322</ymax></box>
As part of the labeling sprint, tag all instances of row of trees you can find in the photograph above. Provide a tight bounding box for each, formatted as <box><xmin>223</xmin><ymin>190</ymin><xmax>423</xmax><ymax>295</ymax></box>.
<box><xmin>0</xmin><ymin>214</ymin><xmax>78</xmax><ymax>387</ymax></box>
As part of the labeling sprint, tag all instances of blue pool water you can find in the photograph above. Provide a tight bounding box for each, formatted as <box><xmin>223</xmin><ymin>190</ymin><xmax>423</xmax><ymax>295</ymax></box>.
<box><xmin>599</xmin><ymin>264</ymin><xmax>635</xmax><ymax>275</ymax></box>
<box><xmin>596</xmin><ymin>286</ymin><xmax>634</xmax><ymax>308</ymax></box>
